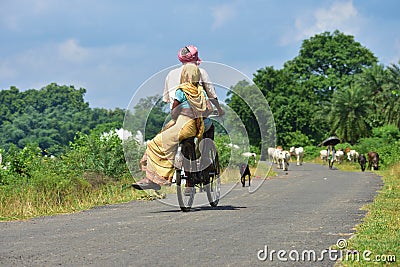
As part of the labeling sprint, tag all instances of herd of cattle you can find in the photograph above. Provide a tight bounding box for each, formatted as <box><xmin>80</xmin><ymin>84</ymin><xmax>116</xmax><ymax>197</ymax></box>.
<box><xmin>268</xmin><ymin>146</ymin><xmax>304</xmax><ymax>171</ymax></box>
<box><xmin>267</xmin><ymin>146</ymin><xmax>380</xmax><ymax>172</ymax></box>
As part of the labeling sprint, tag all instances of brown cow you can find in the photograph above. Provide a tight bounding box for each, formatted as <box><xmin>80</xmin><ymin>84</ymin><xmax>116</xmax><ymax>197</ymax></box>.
<box><xmin>367</xmin><ymin>152</ymin><xmax>379</xmax><ymax>170</ymax></box>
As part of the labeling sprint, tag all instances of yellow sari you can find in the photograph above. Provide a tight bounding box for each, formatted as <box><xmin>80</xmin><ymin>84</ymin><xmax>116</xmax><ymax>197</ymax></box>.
<box><xmin>140</xmin><ymin>64</ymin><xmax>207</xmax><ymax>185</ymax></box>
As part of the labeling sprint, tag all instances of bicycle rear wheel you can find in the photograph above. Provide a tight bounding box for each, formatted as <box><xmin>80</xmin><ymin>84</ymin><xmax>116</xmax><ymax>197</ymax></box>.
<box><xmin>205</xmin><ymin>147</ymin><xmax>221</xmax><ymax>207</ymax></box>
<box><xmin>176</xmin><ymin>140</ymin><xmax>196</xmax><ymax>212</ymax></box>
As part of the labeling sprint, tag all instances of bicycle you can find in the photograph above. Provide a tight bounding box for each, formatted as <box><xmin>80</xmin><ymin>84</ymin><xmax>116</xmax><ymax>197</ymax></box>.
<box><xmin>174</xmin><ymin>117</ymin><xmax>221</xmax><ymax>212</ymax></box>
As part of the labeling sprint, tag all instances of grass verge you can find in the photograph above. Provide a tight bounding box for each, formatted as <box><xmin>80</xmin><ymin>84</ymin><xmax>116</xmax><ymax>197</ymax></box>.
<box><xmin>1</xmin><ymin>163</ymin><xmax>274</xmax><ymax>221</ymax></box>
<box><xmin>0</xmin><ymin>175</ymin><xmax>160</xmax><ymax>221</ymax></box>
<box><xmin>336</xmin><ymin>162</ymin><xmax>399</xmax><ymax>266</ymax></box>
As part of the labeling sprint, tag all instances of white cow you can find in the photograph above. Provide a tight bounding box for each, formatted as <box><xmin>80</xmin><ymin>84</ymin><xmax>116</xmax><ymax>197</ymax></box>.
<box><xmin>242</xmin><ymin>152</ymin><xmax>256</xmax><ymax>158</ymax></box>
<box><xmin>242</xmin><ymin>152</ymin><xmax>257</xmax><ymax>163</ymax></box>
<box><xmin>267</xmin><ymin>147</ymin><xmax>275</xmax><ymax>163</ymax></box>
<box><xmin>289</xmin><ymin>146</ymin><xmax>304</xmax><ymax>166</ymax></box>
<box><xmin>273</xmin><ymin>147</ymin><xmax>283</xmax><ymax>164</ymax></box>
<box><xmin>335</xmin><ymin>150</ymin><xmax>345</xmax><ymax>164</ymax></box>
<box><xmin>347</xmin><ymin>150</ymin><xmax>359</xmax><ymax>162</ymax></box>
<box><xmin>320</xmin><ymin>150</ymin><xmax>328</xmax><ymax>161</ymax></box>
<box><xmin>277</xmin><ymin>150</ymin><xmax>291</xmax><ymax>171</ymax></box>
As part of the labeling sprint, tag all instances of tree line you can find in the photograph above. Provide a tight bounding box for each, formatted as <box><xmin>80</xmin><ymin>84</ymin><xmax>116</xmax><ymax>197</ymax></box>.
<box><xmin>0</xmin><ymin>83</ymin><xmax>124</xmax><ymax>155</ymax></box>
<box><xmin>227</xmin><ymin>30</ymin><xmax>400</xmax><ymax>148</ymax></box>
<box><xmin>1</xmin><ymin>30</ymin><xmax>399</xmax><ymax>157</ymax></box>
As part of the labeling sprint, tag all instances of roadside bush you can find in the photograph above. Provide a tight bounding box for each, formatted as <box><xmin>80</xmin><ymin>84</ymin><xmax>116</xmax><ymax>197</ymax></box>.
<box><xmin>67</xmin><ymin>131</ymin><xmax>128</xmax><ymax>179</ymax></box>
<box><xmin>355</xmin><ymin>126</ymin><xmax>400</xmax><ymax>168</ymax></box>
<box><xmin>213</xmin><ymin>134</ymin><xmax>258</xmax><ymax>169</ymax></box>
<box><xmin>284</xmin><ymin>131</ymin><xmax>312</xmax><ymax>147</ymax></box>
<box><xmin>303</xmin><ymin>145</ymin><xmax>321</xmax><ymax>160</ymax></box>
<box><xmin>354</xmin><ymin>137</ymin><xmax>383</xmax><ymax>155</ymax></box>
<box><xmin>0</xmin><ymin>132</ymin><xmax>149</xmax><ymax>220</ymax></box>
<box><xmin>29</xmin><ymin>159</ymin><xmax>91</xmax><ymax>205</ymax></box>
<box><xmin>335</xmin><ymin>142</ymin><xmax>352</xmax><ymax>151</ymax></box>
<box><xmin>0</xmin><ymin>144</ymin><xmax>43</xmax><ymax>185</ymax></box>
<box><xmin>214</xmin><ymin>135</ymin><xmax>232</xmax><ymax>170</ymax></box>
<box><xmin>372</xmin><ymin>124</ymin><xmax>400</xmax><ymax>143</ymax></box>
<box><xmin>376</xmin><ymin>141</ymin><xmax>400</xmax><ymax>167</ymax></box>
<box><xmin>123</xmin><ymin>136</ymin><xmax>146</xmax><ymax>179</ymax></box>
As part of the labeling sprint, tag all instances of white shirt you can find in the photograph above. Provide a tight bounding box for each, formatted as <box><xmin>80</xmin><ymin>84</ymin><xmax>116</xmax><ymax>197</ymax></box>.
<box><xmin>163</xmin><ymin>64</ymin><xmax>217</xmax><ymax>107</ymax></box>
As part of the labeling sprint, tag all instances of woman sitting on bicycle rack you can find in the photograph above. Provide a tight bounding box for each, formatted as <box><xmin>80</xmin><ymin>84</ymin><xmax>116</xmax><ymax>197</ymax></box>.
<box><xmin>133</xmin><ymin>63</ymin><xmax>211</xmax><ymax>190</ymax></box>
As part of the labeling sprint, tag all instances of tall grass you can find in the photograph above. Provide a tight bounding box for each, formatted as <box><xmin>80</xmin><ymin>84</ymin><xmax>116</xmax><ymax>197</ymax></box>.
<box><xmin>0</xmin><ymin>175</ymin><xmax>154</xmax><ymax>221</ymax></box>
<box><xmin>337</xmin><ymin>163</ymin><xmax>400</xmax><ymax>266</ymax></box>
<box><xmin>0</xmin><ymin>133</ymin><xmax>152</xmax><ymax>221</ymax></box>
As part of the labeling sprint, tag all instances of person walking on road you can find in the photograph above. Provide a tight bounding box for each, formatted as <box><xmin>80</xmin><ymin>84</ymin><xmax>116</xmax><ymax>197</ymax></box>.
<box><xmin>327</xmin><ymin>144</ymin><xmax>336</xmax><ymax>169</ymax></box>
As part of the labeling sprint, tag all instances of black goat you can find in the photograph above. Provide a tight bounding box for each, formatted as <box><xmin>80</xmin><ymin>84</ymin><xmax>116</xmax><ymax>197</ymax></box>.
<box><xmin>358</xmin><ymin>154</ymin><xmax>367</xmax><ymax>172</ymax></box>
<box><xmin>239</xmin><ymin>163</ymin><xmax>251</xmax><ymax>187</ymax></box>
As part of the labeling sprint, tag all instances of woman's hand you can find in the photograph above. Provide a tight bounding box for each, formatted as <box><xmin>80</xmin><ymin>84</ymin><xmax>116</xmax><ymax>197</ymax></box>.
<box><xmin>217</xmin><ymin>107</ymin><xmax>225</xmax><ymax>116</ymax></box>
<box><xmin>171</xmin><ymin>99</ymin><xmax>182</xmax><ymax>120</ymax></box>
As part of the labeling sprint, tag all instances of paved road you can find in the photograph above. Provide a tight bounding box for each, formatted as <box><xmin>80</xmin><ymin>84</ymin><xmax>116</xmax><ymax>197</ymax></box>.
<box><xmin>0</xmin><ymin>163</ymin><xmax>382</xmax><ymax>266</ymax></box>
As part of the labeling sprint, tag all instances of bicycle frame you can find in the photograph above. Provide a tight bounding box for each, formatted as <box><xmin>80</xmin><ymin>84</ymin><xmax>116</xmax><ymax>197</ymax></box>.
<box><xmin>175</xmin><ymin>135</ymin><xmax>221</xmax><ymax>211</ymax></box>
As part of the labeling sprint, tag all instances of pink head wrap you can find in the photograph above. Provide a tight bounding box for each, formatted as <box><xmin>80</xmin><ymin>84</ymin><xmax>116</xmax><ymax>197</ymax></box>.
<box><xmin>178</xmin><ymin>45</ymin><xmax>202</xmax><ymax>65</ymax></box>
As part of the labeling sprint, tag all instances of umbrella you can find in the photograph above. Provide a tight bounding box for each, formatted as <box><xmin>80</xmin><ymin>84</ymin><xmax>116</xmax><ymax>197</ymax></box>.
<box><xmin>318</xmin><ymin>136</ymin><xmax>340</xmax><ymax>147</ymax></box>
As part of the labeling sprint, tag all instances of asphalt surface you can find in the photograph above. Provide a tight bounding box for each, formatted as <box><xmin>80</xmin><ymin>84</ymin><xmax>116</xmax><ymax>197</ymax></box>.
<box><xmin>0</xmin><ymin>163</ymin><xmax>382</xmax><ymax>266</ymax></box>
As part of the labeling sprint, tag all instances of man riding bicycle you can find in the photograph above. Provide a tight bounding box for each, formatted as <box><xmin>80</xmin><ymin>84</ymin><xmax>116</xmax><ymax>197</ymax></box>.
<box><xmin>132</xmin><ymin>46</ymin><xmax>224</xmax><ymax>191</ymax></box>
<box><xmin>163</xmin><ymin>45</ymin><xmax>225</xmax><ymax>141</ymax></box>
<box><xmin>133</xmin><ymin>64</ymin><xmax>212</xmax><ymax>190</ymax></box>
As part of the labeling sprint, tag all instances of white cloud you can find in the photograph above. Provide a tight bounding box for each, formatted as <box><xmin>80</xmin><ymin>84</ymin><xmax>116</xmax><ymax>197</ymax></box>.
<box><xmin>58</xmin><ymin>39</ymin><xmax>89</xmax><ymax>63</ymax></box>
<box><xmin>210</xmin><ymin>3</ymin><xmax>237</xmax><ymax>30</ymax></box>
<box><xmin>0</xmin><ymin>63</ymin><xmax>16</xmax><ymax>81</ymax></box>
<box><xmin>312</xmin><ymin>1</ymin><xmax>359</xmax><ymax>33</ymax></box>
<box><xmin>281</xmin><ymin>0</ymin><xmax>362</xmax><ymax>45</ymax></box>
<box><xmin>31</xmin><ymin>0</ymin><xmax>54</xmax><ymax>13</ymax></box>
<box><xmin>0</xmin><ymin>38</ymin><xmax>157</xmax><ymax>108</ymax></box>
<box><xmin>389</xmin><ymin>38</ymin><xmax>400</xmax><ymax>65</ymax></box>
<box><xmin>0</xmin><ymin>0</ymin><xmax>56</xmax><ymax>31</ymax></box>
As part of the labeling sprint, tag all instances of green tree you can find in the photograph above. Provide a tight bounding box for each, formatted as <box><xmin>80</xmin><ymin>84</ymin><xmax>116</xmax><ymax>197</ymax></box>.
<box><xmin>386</xmin><ymin>62</ymin><xmax>400</xmax><ymax>128</ymax></box>
<box><xmin>354</xmin><ymin>64</ymin><xmax>388</xmax><ymax>128</ymax></box>
<box><xmin>253</xmin><ymin>30</ymin><xmax>378</xmax><ymax>146</ymax></box>
<box><xmin>354</xmin><ymin>62</ymin><xmax>400</xmax><ymax>130</ymax></box>
<box><xmin>226</xmin><ymin>80</ymin><xmax>275</xmax><ymax>151</ymax></box>
<box><xmin>226</xmin><ymin>81</ymin><xmax>260</xmax><ymax>146</ymax></box>
<box><xmin>328</xmin><ymin>84</ymin><xmax>372</xmax><ymax>144</ymax></box>
<box><xmin>0</xmin><ymin>86</ymin><xmax>22</xmax><ymax>124</ymax></box>
<box><xmin>124</xmin><ymin>95</ymin><xmax>168</xmax><ymax>141</ymax></box>
<box><xmin>285</xmin><ymin>30</ymin><xmax>377</xmax><ymax>102</ymax></box>
<box><xmin>253</xmin><ymin>67</ymin><xmax>320</xmax><ymax>145</ymax></box>
<box><xmin>0</xmin><ymin>83</ymin><xmax>124</xmax><ymax>154</ymax></box>
<box><xmin>253</xmin><ymin>67</ymin><xmax>291</xmax><ymax>144</ymax></box>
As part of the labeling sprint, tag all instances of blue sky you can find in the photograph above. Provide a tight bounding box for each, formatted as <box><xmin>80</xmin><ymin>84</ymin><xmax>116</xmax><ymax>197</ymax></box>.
<box><xmin>1</xmin><ymin>0</ymin><xmax>399</xmax><ymax>109</ymax></box>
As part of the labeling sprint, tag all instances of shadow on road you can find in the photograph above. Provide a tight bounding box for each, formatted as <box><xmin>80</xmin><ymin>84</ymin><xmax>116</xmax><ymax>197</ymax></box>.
<box><xmin>152</xmin><ymin>205</ymin><xmax>247</xmax><ymax>213</ymax></box>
